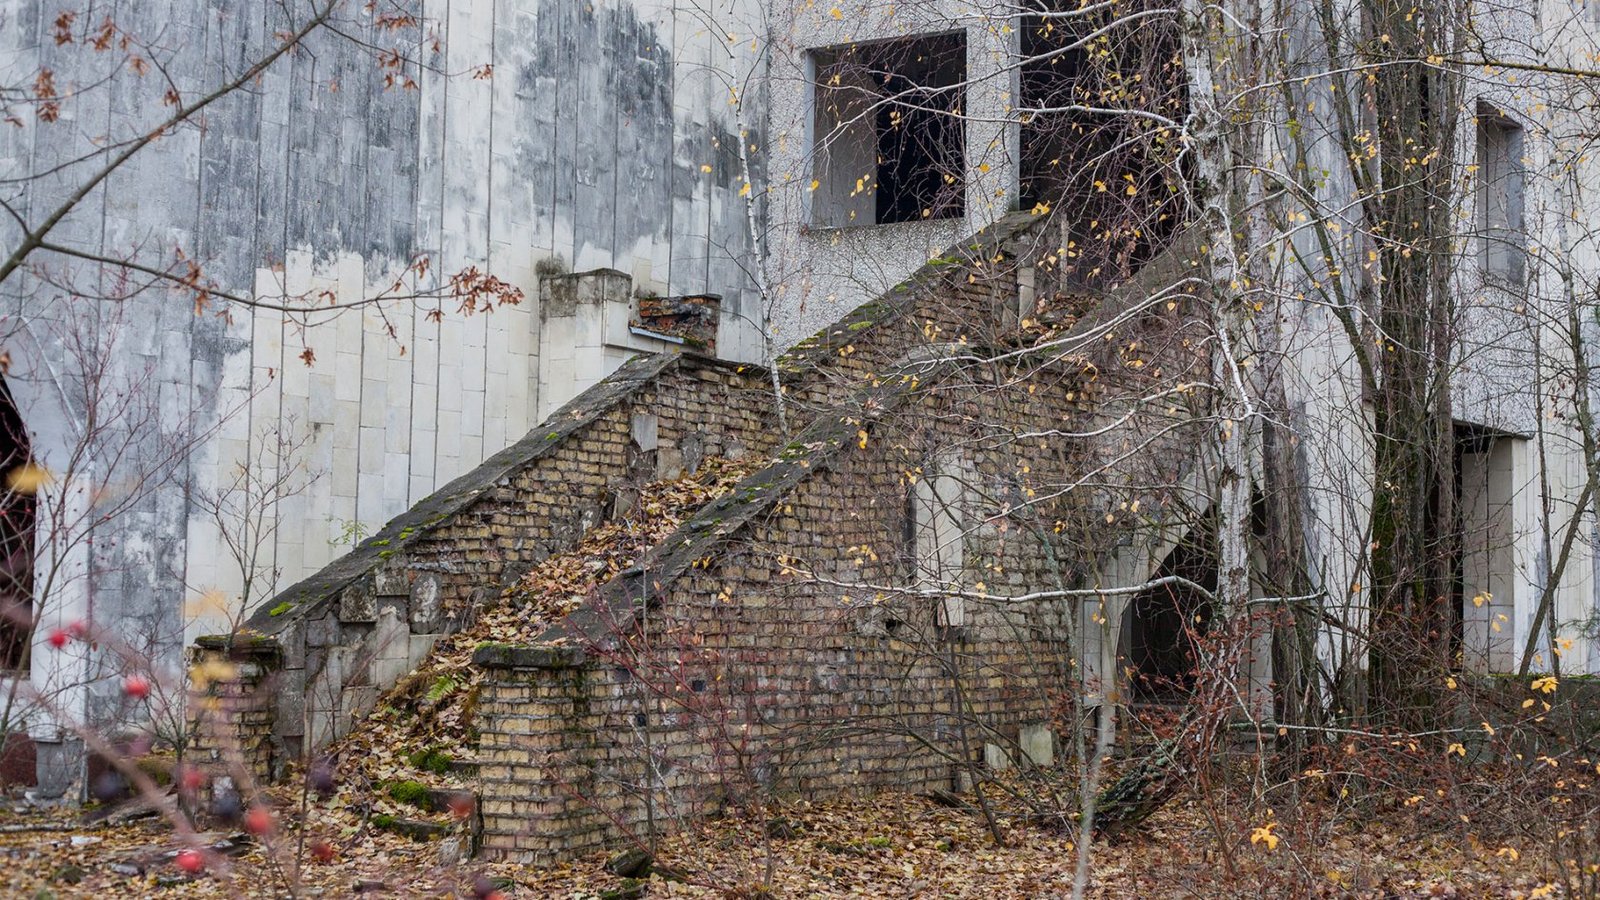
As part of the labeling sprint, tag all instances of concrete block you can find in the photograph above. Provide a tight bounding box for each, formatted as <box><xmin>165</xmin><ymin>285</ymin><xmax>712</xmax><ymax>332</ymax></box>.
<box><xmin>983</xmin><ymin>742</ymin><xmax>1012</xmax><ymax>772</ymax></box>
<box><xmin>370</xmin><ymin>603</ymin><xmax>412</xmax><ymax>689</ymax></box>
<box><xmin>374</xmin><ymin>561</ymin><xmax>409</xmax><ymax>597</ymax></box>
<box><xmin>373</xmin><ymin>649</ymin><xmax>411</xmax><ymax>689</ymax></box>
<box><xmin>31</xmin><ymin>738</ymin><xmax>84</xmax><ymax>801</ymax></box>
<box><xmin>338</xmin><ymin>585</ymin><xmax>378</xmax><ymax>623</ymax></box>
<box><xmin>274</xmin><ymin>668</ymin><xmax>307</xmax><ymax>739</ymax></box>
<box><xmin>409</xmin><ymin>574</ymin><xmax>442</xmax><ymax>632</ymax></box>
<box><xmin>656</xmin><ymin>446</ymin><xmax>683</xmax><ymax>480</ymax></box>
<box><xmin>1020</xmin><ymin>724</ymin><xmax>1054</xmax><ymax>767</ymax></box>
<box><xmin>409</xmin><ymin>633</ymin><xmax>443</xmax><ymax>669</ymax></box>
<box><xmin>630</xmin><ymin>411</ymin><xmax>658</xmax><ymax>451</ymax></box>
<box><xmin>337</xmin><ymin>685</ymin><xmax>378</xmax><ymax>740</ymax></box>
<box><xmin>277</xmin><ymin>619</ymin><xmax>306</xmax><ymax>669</ymax></box>
<box><xmin>305</xmin><ymin>612</ymin><xmax>342</xmax><ymax>648</ymax></box>
<box><xmin>374</xmin><ymin>603</ymin><xmax>408</xmax><ymax>656</ymax></box>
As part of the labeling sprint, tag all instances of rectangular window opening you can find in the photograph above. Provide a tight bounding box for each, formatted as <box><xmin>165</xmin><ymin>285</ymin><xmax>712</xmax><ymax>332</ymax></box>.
<box><xmin>810</xmin><ymin>32</ymin><xmax>967</xmax><ymax>227</ymax></box>
<box><xmin>1018</xmin><ymin>1</ymin><xmax>1087</xmax><ymax>209</ymax></box>
<box><xmin>1017</xmin><ymin>0</ymin><xmax>1187</xmax><ymax>287</ymax></box>
<box><xmin>1477</xmin><ymin>103</ymin><xmax>1526</xmax><ymax>286</ymax></box>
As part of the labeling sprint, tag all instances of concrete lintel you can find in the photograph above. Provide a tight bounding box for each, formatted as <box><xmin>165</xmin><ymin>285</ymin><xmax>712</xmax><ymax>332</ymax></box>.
<box><xmin>472</xmin><ymin>644</ymin><xmax>587</xmax><ymax>670</ymax></box>
<box><xmin>192</xmin><ymin>633</ymin><xmax>284</xmax><ymax>667</ymax></box>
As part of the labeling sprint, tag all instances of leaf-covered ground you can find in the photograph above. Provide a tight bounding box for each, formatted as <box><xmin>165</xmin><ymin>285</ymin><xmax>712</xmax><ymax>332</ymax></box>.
<box><xmin>0</xmin><ymin>781</ymin><xmax>1576</xmax><ymax>898</ymax></box>
<box><xmin>1</xmin><ymin>460</ymin><xmax>1586</xmax><ymax>897</ymax></box>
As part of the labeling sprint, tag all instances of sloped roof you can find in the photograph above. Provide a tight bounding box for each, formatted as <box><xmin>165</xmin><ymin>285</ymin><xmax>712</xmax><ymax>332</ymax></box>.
<box><xmin>476</xmin><ymin>211</ymin><xmax>1059</xmax><ymax>665</ymax></box>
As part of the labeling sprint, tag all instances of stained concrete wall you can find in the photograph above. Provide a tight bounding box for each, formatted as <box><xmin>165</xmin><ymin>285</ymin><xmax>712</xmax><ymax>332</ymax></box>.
<box><xmin>0</xmin><ymin>0</ymin><xmax>767</xmax><ymax>775</ymax></box>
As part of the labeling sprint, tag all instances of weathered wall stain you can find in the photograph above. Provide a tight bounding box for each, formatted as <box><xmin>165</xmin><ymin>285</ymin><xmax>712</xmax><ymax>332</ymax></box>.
<box><xmin>0</xmin><ymin>0</ymin><xmax>764</xmax><ymax>779</ymax></box>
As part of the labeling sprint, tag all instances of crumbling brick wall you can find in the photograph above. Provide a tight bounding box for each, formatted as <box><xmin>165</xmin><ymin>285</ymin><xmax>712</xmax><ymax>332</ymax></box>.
<box><xmin>464</xmin><ymin>213</ymin><xmax>1209</xmax><ymax>862</ymax></box>
<box><xmin>194</xmin><ymin>212</ymin><xmax>1211</xmax><ymax>865</ymax></box>
<box><xmin>470</xmin><ymin>356</ymin><xmax>1101</xmax><ymax>861</ymax></box>
<box><xmin>188</xmin><ymin>636</ymin><xmax>283</xmax><ymax>782</ymax></box>
<box><xmin>197</xmin><ymin>353</ymin><xmax>786</xmax><ymax>774</ymax></box>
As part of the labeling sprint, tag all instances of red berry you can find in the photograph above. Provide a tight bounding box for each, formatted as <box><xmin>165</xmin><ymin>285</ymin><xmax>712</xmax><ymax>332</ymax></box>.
<box><xmin>175</xmin><ymin>849</ymin><xmax>203</xmax><ymax>874</ymax></box>
<box><xmin>244</xmin><ymin>805</ymin><xmax>273</xmax><ymax>836</ymax></box>
<box><xmin>47</xmin><ymin>629</ymin><xmax>67</xmax><ymax>649</ymax></box>
<box><xmin>310</xmin><ymin>840</ymin><xmax>335</xmax><ymax>863</ymax></box>
<box><xmin>65</xmin><ymin>620</ymin><xmax>86</xmax><ymax>638</ymax></box>
<box><xmin>180</xmin><ymin>767</ymin><xmax>206</xmax><ymax>792</ymax></box>
<box><xmin>122</xmin><ymin>675</ymin><xmax>150</xmax><ymax>699</ymax></box>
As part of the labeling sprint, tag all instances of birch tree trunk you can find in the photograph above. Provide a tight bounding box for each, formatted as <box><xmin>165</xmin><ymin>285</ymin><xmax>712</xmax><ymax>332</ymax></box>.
<box><xmin>1090</xmin><ymin>0</ymin><xmax>1262</xmax><ymax>835</ymax></box>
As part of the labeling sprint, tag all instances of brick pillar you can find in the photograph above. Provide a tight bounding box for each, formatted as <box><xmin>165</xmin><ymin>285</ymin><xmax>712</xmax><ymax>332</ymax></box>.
<box><xmin>473</xmin><ymin>643</ymin><xmax>608</xmax><ymax>864</ymax></box>
<box><xmin>189</xmin><ymin>634</ymin><xmax>283</xmax><ymax>783</ymax></box>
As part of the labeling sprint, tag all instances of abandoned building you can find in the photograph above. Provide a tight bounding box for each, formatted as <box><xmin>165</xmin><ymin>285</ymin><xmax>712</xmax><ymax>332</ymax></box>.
<box><xmin>0</xmin><ymin>0</ymin><xmax>1596</xmax><ymax>859</ymax></box>
<box><xmin>193</xmin><ymin>210</ymin><xmax>1226</xmax><ymax>861</ymax></box>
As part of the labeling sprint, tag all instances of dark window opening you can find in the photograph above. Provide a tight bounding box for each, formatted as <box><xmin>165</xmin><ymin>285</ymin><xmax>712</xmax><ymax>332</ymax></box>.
<box><xmin>1018</xmin><ymin>0</ymin><xmax>1187</xmax><ymax>287</ymax></box>
<box><xmin>1128</xmin><ymin>526</ymin><xmax>1217</xmax><ymax>703</ymax></box>
<box><xmin>0</xmin><ymin>376</ymin><xmax>32</xmax><ymax>672</ymax></box>
<box><xmin>1018</xmin><ymin>3</ymin><xmax>1087</xmax><ymax>209</ymax></box>
<box><xmin>1476</xmin><ymin>104</ymin><xmax>1526</xmax><ymax>285</ymax></box>
<box><xmin>811</xmin><ymin>32</ymin><xmax>967</xmax><ymax>226</ymax></box>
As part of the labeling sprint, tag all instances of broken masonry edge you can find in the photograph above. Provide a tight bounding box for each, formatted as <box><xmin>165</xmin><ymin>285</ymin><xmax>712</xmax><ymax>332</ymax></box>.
<box><xmin>773</xmin><ymin>211</ymin><xmax>1044</xmax><ymax>375</ymax></box>
<box><xmin>472</xmin><ymin>643</ymin><xmax>587</xmax><ymax>670</ymax></box>
<box><xmin>193</xmin><ymin>632</ymin><xmax>285</xmax><ymax>664</ymax></box>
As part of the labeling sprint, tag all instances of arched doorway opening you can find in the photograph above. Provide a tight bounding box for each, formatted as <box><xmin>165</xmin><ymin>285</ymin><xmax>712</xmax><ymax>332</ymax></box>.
<box><xmin>1126</xmin><ymin>527</ymin><xmax>1218</xmax><ymax>703</ymax></box>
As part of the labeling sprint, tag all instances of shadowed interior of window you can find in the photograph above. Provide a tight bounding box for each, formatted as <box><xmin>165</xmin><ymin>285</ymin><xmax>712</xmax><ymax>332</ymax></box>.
<box><xmin>811</xmin><ymin>32</ymin><xmax>967</xmax><ymax>227</ymax></box>
<box><xmin>0</xmin><ymin>375</ymin><xmax>33</xmax><ymax>673</ymax></box>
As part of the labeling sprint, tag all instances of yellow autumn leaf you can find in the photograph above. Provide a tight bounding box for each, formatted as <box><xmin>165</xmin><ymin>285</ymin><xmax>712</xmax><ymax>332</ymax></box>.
<box><xmin>829</xmin><ymin>5</ymin><xmax>842</xmax><ymax>17</ymax></box>
<box><xmin>1249</xmin><ymin>822</ymin><xmax>1279</xmax><ymax>850</ymax></box>
<box><xmin>738</xmin><ymin>182</ymin><xmax>751</xmax><ymax>197</ymax></box>
<box><xmin>6</xmin><ymin>462</ymin><xmax>52</xmax><ymax>495</ymax></box>
<box><xmin>1532</xmin><ymin>675</ymin><xmax>1558</xmax><ymax>694</ymax></box>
